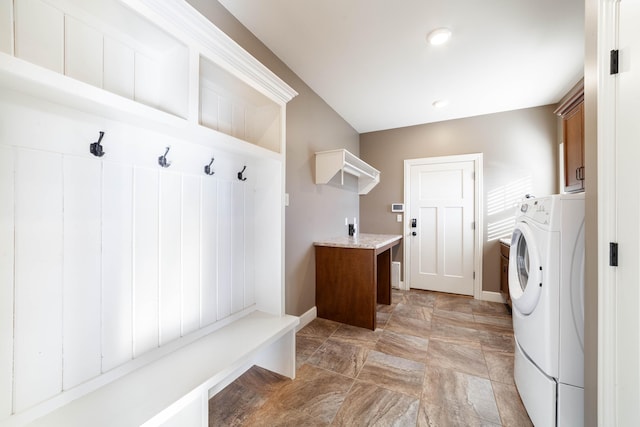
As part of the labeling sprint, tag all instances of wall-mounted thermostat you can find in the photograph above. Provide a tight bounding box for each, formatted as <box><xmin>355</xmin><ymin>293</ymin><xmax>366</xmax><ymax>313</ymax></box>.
<box><xmin>391</xmin><ymin>203</ymin><xmax>404</xmax><ymax>212</ymax></box>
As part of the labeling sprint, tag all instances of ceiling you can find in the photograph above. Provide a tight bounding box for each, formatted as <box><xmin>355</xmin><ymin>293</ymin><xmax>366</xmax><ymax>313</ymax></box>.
<box><xmin>218</xmin><ymin>0</ymin><xmax>584</xmax><ymax>134</ymax></box>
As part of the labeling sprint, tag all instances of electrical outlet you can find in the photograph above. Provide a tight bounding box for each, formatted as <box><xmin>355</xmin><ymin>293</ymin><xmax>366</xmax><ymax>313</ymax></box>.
<box><xmin>397</xmin><ymin>214</ymin><xmax>403</xmax><ymax>222</ymax></box>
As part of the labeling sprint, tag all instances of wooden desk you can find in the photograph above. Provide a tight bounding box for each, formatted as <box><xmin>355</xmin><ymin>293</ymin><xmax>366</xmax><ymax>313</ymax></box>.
<box><xmin>314</xmin><ymin>234</ymin><xmax>402</xmax><ymax>330</ymax></box>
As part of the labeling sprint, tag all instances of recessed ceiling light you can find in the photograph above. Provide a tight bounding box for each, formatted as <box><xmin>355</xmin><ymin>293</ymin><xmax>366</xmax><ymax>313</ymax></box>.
<box><xmin>427</xmin><ymin>28</ymin><xmax>452</xmax><ymax>46</ymax></box>
<box><xmin>432</xmin><ymin>99</ymin><xmax>448</xmax><ymax>108</ymax></box>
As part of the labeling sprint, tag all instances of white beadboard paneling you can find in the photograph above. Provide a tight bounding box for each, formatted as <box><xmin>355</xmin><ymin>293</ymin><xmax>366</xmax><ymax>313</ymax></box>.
<box><xmin>218</xmin><ymin>98</ymin><xmax>232</xmax><ymax>136</ymax></box>
<box><xmin>133</xmin><ymin>167</ymin><xmax>159</xmax><ymax>357</ymax></box>
<box><xmin>244</xmin><ymin>183</ymin><xmax>255</xmax><ymax>307</ymax></box>
<box><xmin>104</xmin><ymin>36</ymin><xmax>135</xmax><ymax>100</ymax></box>
<box><xmin>14</xmin><ymin>0</ymin><xmax>64</xmax><ymax>73</ymax></box>
<box><xmin>62</xmin><ymin>156</ymin><xmax>102</xmax><ymax>390</ymax></box>
<box><xmin>13</xmin><ymin>149</ymin><xmax>63</xmax><ymax>412</ymax></box>
<box><xmin>200</xmin><ymin>87</ymin><xmax>219</xmax><ymax>131</ymax></box>
<box><xmin>231</xmin><ymin>182</ymin><xmax>244</xmax><ymax>313</ymax></box>
<box><xmin>134</xmin><ymin>52</ymin><xmax>161</xmax><ymax>110</ymax></box>
<box><xmin>159</xmin><ymin>46</ymin><xmax>189</xmax><ymax>119</ymax></box>
<box><xmin>0</xmin><ymin>146</ymin><xmax>13</xmax><ymax>419</ymax></box>
<box><xmin>187</xmin><ymin>50</ymin><xmax>199</xmax><ymax>123</ymax></box>
<box><xmin>101</xmin><ymin>162</ymin><xmax>133</xmax><ymax>372</ymax></box>
<box><xmin>200</xmin><ymin>178</ymin><xmax>217</xmax><ymax>326</ymax></box>
<box><xmin>159</xmin><ymin>172</ymin><xmax>182</xmax><ymax>345</ymax></box>
<box><xmin>64</xmin><ymin>15</ymin><xmax>103</xmax><ymax>89</ymax></box>
<box><xmin>217</xmin><ymin>181</ymin><xmax>232</xmax><ymax>320</ymax></box>
<box><xmin>181</xmin><ymin>175</ymin><xmax>201</xmax><ymax>335</ymax></box>
<box><xmin>232</xmin><ymin>104</ymin><xmax>245</xmax><ymax>140</ymax></box>
<box><xmin>0</xmin><ymin>0</ymin><xmax>12</xmax><ymax>55</ymax></box>
<box><xmin>253</xmin><ymin>161</ymin><xmax>283</xmax><ymax>315</ymax></box>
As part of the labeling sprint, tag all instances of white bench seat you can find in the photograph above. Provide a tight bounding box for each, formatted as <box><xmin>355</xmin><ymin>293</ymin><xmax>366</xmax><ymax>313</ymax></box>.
<box><xmin>16</xmin><ymin>312</ymin><xmax>298</xmax><ymax>427</ymax></box>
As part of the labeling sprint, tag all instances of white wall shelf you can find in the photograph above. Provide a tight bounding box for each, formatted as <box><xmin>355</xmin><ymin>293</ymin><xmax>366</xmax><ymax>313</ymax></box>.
<box><xmin>12</xmin><ymin>0</ymin><xmax>190</xmax><ymax>118</ymax></box>
<box><xmin>0</xmin><ymin>0</ymin><xmax>297</xmax><ymax>152</ymax></box>
<box><xmin>0</xmin><ymin>0</ymin><xmax>297</xmax><ymax>426</ymax></box>
<box><xmin>200</xmin><ymin>56</ymin><xmax>282</xmax><ymax>153</ymax></box>
<box><xmin>315</xmin><ymin>149</ymin><xmax>381</xmax><ymax>194</ymax></box>
<box><xmin>0</xmin><ymin>54</ymin><xmax>282</xmax><ymax>162</ymax></box>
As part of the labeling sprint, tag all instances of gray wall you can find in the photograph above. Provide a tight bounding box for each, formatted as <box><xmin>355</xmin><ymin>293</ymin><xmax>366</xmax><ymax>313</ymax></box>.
<box><xmin>186</xmin><ymin>0</ymin><xmax>360</xmax><ymax>316</ymax></box>
<box><xmin>359</xmin><ymin>106</ymin><xmax>558</xmax><ymax>292</ymax></box>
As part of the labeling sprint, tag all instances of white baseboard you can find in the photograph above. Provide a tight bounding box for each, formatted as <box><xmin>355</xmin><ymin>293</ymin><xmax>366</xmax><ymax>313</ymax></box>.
<box><xmin>390</xmin><ymin>285</ymin><xmax>505</xmax><ymax>303</ymax></box>
<box><xmin>480</xmin><ymin>290</ymin><xmax>506</xmax><ymax>303</ymax></box>
<box><xmin>296</xmin><ymin>306</ymin><xmax>317</xmax><ymax>331</ymax></box>
<box><xmin>391</xmin><ymin>280</ymin><xmax>404</xmax><ymax>290</ymax></box>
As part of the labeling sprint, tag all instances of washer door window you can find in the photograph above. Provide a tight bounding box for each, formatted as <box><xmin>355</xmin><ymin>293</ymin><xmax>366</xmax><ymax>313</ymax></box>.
<box><xmin>509</xmin><ymin>223</ymin><xmax>542</xmax><ymax>315</ymax></box>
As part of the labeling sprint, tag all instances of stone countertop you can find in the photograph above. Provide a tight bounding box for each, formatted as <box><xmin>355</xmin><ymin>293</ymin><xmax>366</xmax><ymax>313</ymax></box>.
<box><xmin>314</xmin><ymin>233</ymin><xmax>402</xmax><ymax>250</ymax></box>
<box><xmin>499</xmin><ymin>237</ymin><xmax>511</xmax><ymax>246</ymax></box>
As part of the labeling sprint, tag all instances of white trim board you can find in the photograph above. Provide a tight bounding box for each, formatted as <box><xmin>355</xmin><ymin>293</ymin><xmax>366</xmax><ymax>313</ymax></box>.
<box><xmin>296</xmin><ymin>306</ymin><xmax>317</xmax><ymax>332</ymax></box>
<box><xmin>391</xmin><ymin>281</ymin><xmax>404</xmax><ymax>290</ymax></box>
<box><xmin>480</xmin><ymin>291</ymin><xmax>506</xmax><ymax>304</ymax></box>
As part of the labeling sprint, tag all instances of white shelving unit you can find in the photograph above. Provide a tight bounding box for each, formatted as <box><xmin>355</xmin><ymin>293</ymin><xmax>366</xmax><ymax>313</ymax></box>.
<box><xmin>315</xmin><ymin>149</ymin><xmax>381</xmax><ymax>194</ymax></box>
<box><xmin>200</xmin><ymin>56</ymin><xmax>282</xmax><ymax>153</ymax></box>
<box><xmin>0</xmin><ymin>0</ymin><xmax>297</xmax><ymax>426</ymax></box>
<box><xmin>12</xmin><ymin>0</ymin><xmax>190</xmax><ymax>118</ymax></box>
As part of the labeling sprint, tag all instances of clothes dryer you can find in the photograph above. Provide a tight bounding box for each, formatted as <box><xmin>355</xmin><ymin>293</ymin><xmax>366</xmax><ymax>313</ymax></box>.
<box><xmin>509</xmin><ymin>193</ymin><xmax>584</xmax><ymax>426</ymax></box>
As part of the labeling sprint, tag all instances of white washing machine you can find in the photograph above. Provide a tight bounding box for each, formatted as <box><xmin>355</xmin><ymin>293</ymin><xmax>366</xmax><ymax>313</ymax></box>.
<box><xmin>509</xmin><ymin>193</ymin><xmax>585</xmax><ymax>426</ymax></box>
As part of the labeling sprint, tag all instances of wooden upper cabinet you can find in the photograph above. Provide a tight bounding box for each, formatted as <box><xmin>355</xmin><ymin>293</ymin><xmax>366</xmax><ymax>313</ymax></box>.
<box><xmin>555</xmin><ymin>81</ymin><xmax>585</xmax><ymax>193</ymax></box>
<box><xmin>563</xmin><ymin>101</ymin><xmax>584</xmax><ymax>192</ymax></box>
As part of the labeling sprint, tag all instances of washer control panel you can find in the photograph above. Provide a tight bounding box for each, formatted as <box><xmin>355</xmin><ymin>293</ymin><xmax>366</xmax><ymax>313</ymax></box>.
<box><xmin>518</xmin><ymin>197</ymin><xmax>552</xmax><ymax>225</ymax></box>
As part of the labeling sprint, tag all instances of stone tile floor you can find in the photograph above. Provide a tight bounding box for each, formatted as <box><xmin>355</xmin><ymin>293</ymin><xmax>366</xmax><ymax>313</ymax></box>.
<box><xmin>209</xmin><ymin>289</ymin><xmax>532</xmax><ymax>426</ymax></box>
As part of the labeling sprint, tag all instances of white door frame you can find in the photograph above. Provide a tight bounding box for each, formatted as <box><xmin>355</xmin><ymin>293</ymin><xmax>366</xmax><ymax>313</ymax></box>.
<box><xmin>596</xmin><ymin>0</ymin><xmax>617</xmax><ymax>423</ymax></box>
<box><xmin>403</xmin><ymin>153</ymin><xmax>483</xmax><ymax>299</ymax></box>
<box><xmin>597</xmin><ymin>0</ymin><xmax>635</xmax><ymax>423</ymax></box>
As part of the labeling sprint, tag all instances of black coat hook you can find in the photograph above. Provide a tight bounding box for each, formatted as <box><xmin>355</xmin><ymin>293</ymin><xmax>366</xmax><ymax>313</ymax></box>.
<box><xmin>158</xmin><ymin>146</ymin><xmax>171</xmax><ymax>168</ymax></box>
<box><xmin>204</xmin><ymin>157</ymin><xmax>215</xmax><ymax>175</ymax></box>
<box><xmin>237</xmin><ymin>165</ymin><xmax>247</xmax><ymax>181</ymax></box>
<box><xmin>90</xmin><ymin>131</ymin><xmax>105</xmax><ymax>157</ymax></box>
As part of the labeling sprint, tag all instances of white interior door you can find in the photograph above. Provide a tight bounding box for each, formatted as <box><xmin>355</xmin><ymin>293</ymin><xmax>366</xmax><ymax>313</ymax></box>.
<box><xmin>406</xmin><ymin>157</ymin><xmax>477</xmax><ymax>295</ymax></box>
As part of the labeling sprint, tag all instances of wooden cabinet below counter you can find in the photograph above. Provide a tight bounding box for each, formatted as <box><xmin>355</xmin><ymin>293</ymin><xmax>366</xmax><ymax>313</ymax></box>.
<box><xmin>315</xmin><ymin>234</ymin><xmax>402</xmax><ymax>330</ymax></box>
<box><xmin>500</xmin><ymin>240</ymin><xmax>511</xmax><ymax>307</ymax></box>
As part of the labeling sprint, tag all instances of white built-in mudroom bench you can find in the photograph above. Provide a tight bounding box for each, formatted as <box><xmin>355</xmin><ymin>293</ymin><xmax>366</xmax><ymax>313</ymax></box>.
<box><xmin>0</xmin><ymin>0</ymin><xmax>298</xmax><ymax>425</ymax></box>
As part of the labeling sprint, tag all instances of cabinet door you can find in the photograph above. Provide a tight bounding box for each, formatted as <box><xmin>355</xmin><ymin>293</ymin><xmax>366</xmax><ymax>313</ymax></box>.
<box><xmin>499</xmin><ymin>243</ymin><xmax>510</xmax><ymax>305</ymax></box>
<box><xmin>563</xmin><ymin>102</ymin><xmax>585</xmax><ymax>192</ymax></box>
<box><xmin>500</xmin><ymin>255</ymin><xmax>509</xmax><ymax>293</ymax></box>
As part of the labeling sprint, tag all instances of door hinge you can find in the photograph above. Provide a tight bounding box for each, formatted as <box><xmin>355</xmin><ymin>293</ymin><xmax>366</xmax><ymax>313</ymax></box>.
<box><xmin>473</xmin><ymin>271</ymin><xmax>476</xmax><ymax>279</ymax></box>
<box><xmin>609</xmin><ymin>242</ymin><xmax>618</xmax><ymax>266</ymax></box>
<box><xmin>471</xmin><ymin>221</ymin><xmax>475</xmax><ymax>230</ymax></box>
<box><xmin>471</xmin><ymin>171</ymin><xmax>475</xmax><ymax>180</ymax></box>
<box><xmin>610</xmin><ymin>49</ymin><xmax>619</xmax><ymax>75</ymax></box>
